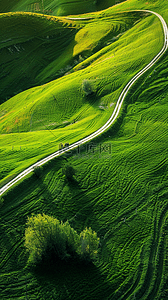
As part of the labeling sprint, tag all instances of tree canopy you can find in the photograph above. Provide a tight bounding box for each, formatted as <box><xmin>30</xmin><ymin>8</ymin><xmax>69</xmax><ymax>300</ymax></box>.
<box><xmin>24</xmin><ymin>213</ymin><xmax>99</xmax><ymax>266</ymax></box>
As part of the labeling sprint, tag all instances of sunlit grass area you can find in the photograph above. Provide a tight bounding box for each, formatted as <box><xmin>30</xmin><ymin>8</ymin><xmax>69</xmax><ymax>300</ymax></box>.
<box><xmin>0</xmin><ymin>9</ymin><xmax>163</xmax><ymax>185</ymax></box>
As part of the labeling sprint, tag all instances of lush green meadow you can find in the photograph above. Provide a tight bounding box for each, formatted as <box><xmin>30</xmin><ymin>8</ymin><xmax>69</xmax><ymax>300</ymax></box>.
<box><xmin>0</xmin><ymin>0</ymin><xmax>126</xmax><ymax>16</ymax></box>
<box><xmin>0</xmin><ymin>0</ymin><xmax>168</xmax><ymax>299</ymax></box>
<box><xmin>0</xmin><ymin>8</ymin><xmax>163</xmax><ymax>186</ymax></box>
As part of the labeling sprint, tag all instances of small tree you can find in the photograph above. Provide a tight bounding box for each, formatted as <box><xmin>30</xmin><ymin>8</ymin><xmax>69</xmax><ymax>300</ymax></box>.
<box><xmin>82</xmin><ymin>79</ymin><xmax>94</xmax><ymax>96</ymax></box>
<box><xmin>77</xmin><ymin>227</ymin><xmax>100</xmax><ymax>261</ymax></box>
<box><xmin>24</xmin><ymin>214</ymin><xmax>79</xmax><ymax>266</ymax></box>
<box><xmin>62</xmin><ymin>221</ymin><xmax>80</xmax><ymax>255</ymax></box>
<box><xmin>62</xmin><ymin>164</ymin><xmax>76</xmax><ymax>181</ymax></box>
<box><xmin>24</xmin><ymin>214</ymin><xmax>100</xmax><ymax>267</ymax></box>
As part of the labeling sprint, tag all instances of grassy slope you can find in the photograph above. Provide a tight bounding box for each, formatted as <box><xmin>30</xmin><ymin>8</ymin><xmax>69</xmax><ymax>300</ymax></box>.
<box><xmin>0</xmin><ymin>9</ymin><xmax>141</xmax><ymax>103</ymax></box>
<box><xmin>0</xmin><ymin>0</ymin><xmax>126</xmax><ymax>16</ymax></box>
<box><xmin>0</xmin><ymin>10</ymin><xmax>162</xmax><ymax>185</ymax></box>
<box><xmin>1</xmin><ymin>0</ymin><xmax>168</xmax><ymax>299</ymax></box>
<box><xmin>1</xmin><ymin>54</ymin><xmax>168</xmax><ymax>299</ymax></box>
<box><xmin>0</xmin><ymin>12</ymin><xmax>79</xmax><ymax>102</ymax></box>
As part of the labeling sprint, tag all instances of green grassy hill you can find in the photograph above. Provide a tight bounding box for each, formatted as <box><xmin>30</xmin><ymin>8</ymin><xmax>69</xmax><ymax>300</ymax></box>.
<box><xmin>0</xmin><ymin>9</ymin><xmax>138</xmax><ymax>103</ymax></box>
<box><xmin>0</xmin><ymin>8</ymin><xmax>162</xmax><ymax>185</ymax></box>
<box><xmin>0</xmin><ymin>12</ymin><xmax>78</xmax><ymax>102</ymax></box>
<box><xmin>0</xmin><ymin>0</ymin><xmax>126</xmax><ymax>16</ymax></box>
<box><xmin>0</xmin><ymin>0</ymin><xmax>168</xmax><ymax>299</ymax></box>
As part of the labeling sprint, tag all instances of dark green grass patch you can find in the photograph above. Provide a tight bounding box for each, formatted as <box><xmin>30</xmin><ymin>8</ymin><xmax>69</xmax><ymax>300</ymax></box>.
<box><xmin>0</xmin><ymin>12</ymin><xmax>79</xmax><ymax>103</ymax></box>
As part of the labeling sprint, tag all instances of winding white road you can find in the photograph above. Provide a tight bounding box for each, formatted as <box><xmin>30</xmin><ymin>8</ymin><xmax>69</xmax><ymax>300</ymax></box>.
<box><xmin>0</xmin><ymin>10</ymin><xmax>168</xmax><ymax>197</ymax></box>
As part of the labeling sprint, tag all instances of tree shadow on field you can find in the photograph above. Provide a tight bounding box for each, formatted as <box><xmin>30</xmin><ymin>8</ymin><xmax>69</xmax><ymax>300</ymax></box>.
<box><xmin>32</xmin><ymin>257</ymin><xmax>113</xmax><ymax>300</ymax></box>
<box><xmin>84</xmin><ymin>92</ymin><xmax>97</xmax><ymax>105</ymax></box>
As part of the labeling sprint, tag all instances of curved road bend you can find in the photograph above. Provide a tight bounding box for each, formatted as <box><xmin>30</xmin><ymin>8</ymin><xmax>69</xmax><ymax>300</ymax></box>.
<box><xmin>0</xmin><ymin>10</ymin><xmax>168</xmax><ymax>196</ymax></box>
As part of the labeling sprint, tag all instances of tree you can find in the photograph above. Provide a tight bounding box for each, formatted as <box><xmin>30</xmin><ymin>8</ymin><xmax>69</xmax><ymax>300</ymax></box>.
<box><xmin>82</xmin><ymin>79</ymin><xmax>94</xmax><ymax>96</ymax></box>
<box><xmin>25</xmin><ymin>214</ymin><xmax>79</xmax><ymax>265</ymax></box>
<box><xmin>77</xmin><ymin>227</ymin><xmax>100</xmax><ymax>261</ymax></box>
<box><xmin>24</xmin><ymin>214</ymin><xmax>100</xmax><ymax>267</ymax></box>
<box><xmin>62</xmin><ymin>164</ymin><xmax>76</xmax><ymax>181</ymax></box>
<box><xmin>33</xmin><ymin>166</ymin><xmax>43</xmax><ymax>178</ymax></box>
<box><xmin>62</xmin><ymin>221</ymin><xmax>80</xmax><ymax>256</ymax></box>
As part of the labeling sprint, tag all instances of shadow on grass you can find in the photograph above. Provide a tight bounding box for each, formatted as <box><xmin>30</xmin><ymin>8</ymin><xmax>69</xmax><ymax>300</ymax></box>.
<box><xmin>30</xmin><ymin>256</ymin><xmax>113</xmax><ymax>300</ymax></box>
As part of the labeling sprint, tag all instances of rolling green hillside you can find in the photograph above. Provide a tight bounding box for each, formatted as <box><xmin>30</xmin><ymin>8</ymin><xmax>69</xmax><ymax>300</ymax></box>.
<box><xmin>0</xmin><ymin>12</ymin><xmax>78</xmax><ymax>102</ymax></box>
<box><xmin>0</xmin><ymin>0</ymin><xmax>126</xmax><ymax>16</ymax></box>
<box><xmin>1</xmin><ymin>49</ymin><xmax>168</xmax><ymax>299</ymax></box>
<box><xmin>0</xmin><ymin>10</ymin><xmax>140</xmax><ymax>103</ymax></box>
<box><xmin>0</xmin><ymin>0</ymin><xmax>168</xmax><ymax>299</ymax></box>
<box><xmin>0</xmin><ymin>9</ymin><xmax>162</xmax><ymax>186</ymax></box>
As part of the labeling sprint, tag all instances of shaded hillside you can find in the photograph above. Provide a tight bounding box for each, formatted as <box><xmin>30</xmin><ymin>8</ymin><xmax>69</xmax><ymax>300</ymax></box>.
<box><xmin>0</xmin><ymin>0</ymin><xmax>126</xmax><ymax>16</ymax></box>
<box><xmin>0</xmin><ymin>12</ymin><xmax>78</xmax><ymax>103</ymax></box>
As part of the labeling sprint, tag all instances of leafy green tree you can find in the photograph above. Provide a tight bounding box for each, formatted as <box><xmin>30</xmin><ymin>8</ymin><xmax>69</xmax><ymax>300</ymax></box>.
<box><xmin>77</xmin><ymin>227</ymin><xmax>100</xmax><ymax>261</ymax></box>
<box><xmin>62</xmin><ymin>164</ymin><xmax>76</xmax><ymax>181</ymax></box>
<box><xmin>62</xmin><ymin>221</ymin><xmax>80</xmax><ymax>255</ymax></box>
<box><xmin>82</xmin><ymin>79</ymin><xmax>94</xmax><ymax>96</ymax></box>
<box><xmin>24</xmin><ymin>214</ymin><xmax>100</xmax><ymax>267</ymax></box>
<box><xmin>25</xmin><ymin>214</ymin><xmax>79</xmax><ymax>265</ymax></box>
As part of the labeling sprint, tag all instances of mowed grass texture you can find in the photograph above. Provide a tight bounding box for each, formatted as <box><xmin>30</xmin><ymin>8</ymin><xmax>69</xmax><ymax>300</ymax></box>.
<box><xmin>1</xmin><ymin>52</ymin><xmax>168</xmax><ymax>299</ymax></box>
<box><xmin>0</xmin><ymin>10</ymin><xmax>163</xmax><ymax>185</ymax></box>
<box><xmin>1</xmin><ymin>0</ymin><xmax>168</xmax><ymax>299</ymax></box>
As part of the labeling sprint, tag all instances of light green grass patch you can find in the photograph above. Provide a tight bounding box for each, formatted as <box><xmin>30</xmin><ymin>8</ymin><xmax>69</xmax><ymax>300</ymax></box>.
<box><xmin>0</xmin><ymin>9</ymin><xmax>163</xmax><ymax>184</ymax></box>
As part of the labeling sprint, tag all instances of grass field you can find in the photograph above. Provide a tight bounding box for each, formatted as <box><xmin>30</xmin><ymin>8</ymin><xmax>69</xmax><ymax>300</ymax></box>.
<box><xmin>0</xmin><ymin>0</ymin><xmax>126</xmax><ymax>16</ymax></box>
<box><xmin>0</xmin><ymin>8</ymin><xmax>163</xmax><ymax>186</ymax></box>
<box><xmin>0</xmin><ymin>0</ymin><xmax>168</xmax><ymax>299</ymax></box>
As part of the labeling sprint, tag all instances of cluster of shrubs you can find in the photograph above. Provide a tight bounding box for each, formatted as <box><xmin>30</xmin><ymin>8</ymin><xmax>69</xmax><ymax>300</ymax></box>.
<box><xmin>25</xmin><ymin>213</ymin><xmax>99</xmax><ymax>266</ymax></box>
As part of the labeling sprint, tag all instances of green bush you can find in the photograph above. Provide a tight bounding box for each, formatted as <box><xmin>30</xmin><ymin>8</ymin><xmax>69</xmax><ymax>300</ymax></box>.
<box><xmin>25</xmin><ymin>214</ymin><xmax>78</xmax><ymax>265</ymax></box>
<box><xmin>62</xmin><ymin>164</ymin><xmax>76</xmax><ymax>181</ymax></box>
<box><xmin>24</xmin><ymin>214</ymin><xmax>99</xmax><ymax>266</ymax></box>
<box><xmin>77</xmin><ymin>227</ymin><xmax>100</xmax><ymax>261</ymax></box>
<box><xmin>82</xmin><ymin>79</ymin><xmax>94</xmax><ymax>96</ymax></box>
